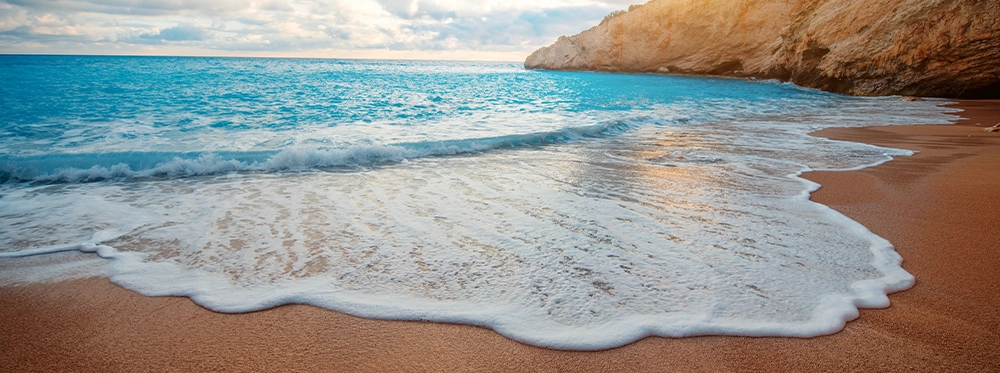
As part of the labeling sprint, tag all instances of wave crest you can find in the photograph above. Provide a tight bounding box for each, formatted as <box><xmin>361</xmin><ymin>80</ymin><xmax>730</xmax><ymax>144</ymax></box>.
<box><xmin>1</xmin><ymin>118</ymin><xmax>643</xmax><ymax>183</ymax></box>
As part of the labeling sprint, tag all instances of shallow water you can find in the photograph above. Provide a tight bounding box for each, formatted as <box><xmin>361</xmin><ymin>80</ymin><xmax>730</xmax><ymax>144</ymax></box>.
<box><xmin>0</xmin><ymin>56</ymin><xmax>958</xmax><ymax>349</ymax></box>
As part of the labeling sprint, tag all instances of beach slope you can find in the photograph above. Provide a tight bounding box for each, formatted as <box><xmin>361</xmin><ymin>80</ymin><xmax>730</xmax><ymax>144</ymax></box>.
<box><xmin>1</xmin><ymin>101</ymin><xmax>999</xmax><ymax>371</ymax></box>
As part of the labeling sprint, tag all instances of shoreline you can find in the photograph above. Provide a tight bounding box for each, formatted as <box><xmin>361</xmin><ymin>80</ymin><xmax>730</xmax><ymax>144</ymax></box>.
<box><xmin>2</xmin><ymin>100</ymin><xmax>999</xmax><ymax>371</ymax></box>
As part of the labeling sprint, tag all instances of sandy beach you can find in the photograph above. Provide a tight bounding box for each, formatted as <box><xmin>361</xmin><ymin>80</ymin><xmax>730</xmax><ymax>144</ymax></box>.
<box><xmin>1</xmin><ymin>100</ymin><xmax>998</xmax><ymax>372</ymax></box>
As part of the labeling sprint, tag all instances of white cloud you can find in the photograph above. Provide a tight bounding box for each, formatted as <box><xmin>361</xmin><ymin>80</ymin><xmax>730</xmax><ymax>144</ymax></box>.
<box><xmin>0</xmin><ymin>0</ymin><xmax>634</xmax><ymax>60</ymax></box>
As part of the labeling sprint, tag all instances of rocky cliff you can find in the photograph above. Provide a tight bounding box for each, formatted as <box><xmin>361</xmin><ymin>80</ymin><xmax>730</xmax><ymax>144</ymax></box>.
<box><xmin>525</xmin><ymin>0</ymin><xmax>1000</xmax><ymax>98</ymax></box>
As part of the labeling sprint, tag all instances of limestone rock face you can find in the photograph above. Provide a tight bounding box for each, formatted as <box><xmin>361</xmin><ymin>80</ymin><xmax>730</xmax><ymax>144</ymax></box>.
<box><xmin>524</xmin><ymin>0</ymin><xmax>1000</xmax><ymax>98</ymax></box>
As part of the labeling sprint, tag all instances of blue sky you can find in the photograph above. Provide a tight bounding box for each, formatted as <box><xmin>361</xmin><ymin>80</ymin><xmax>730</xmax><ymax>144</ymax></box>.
<box><xmin>0</xmin><ymin>0</ymin><xmax>635</xmax><ymax>60</ymax></box>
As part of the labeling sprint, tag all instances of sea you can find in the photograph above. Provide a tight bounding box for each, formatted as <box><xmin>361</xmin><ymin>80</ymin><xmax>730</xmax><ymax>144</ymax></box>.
<box><xmin>0</xmin><ymin>55</ymin><xmax>959</xmax><ymax>350</ymax></box>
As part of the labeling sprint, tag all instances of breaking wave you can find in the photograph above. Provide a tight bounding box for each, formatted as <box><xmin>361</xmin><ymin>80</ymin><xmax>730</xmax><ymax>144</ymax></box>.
<box><xmin>1</xmin><ymin>118</ymin><xmax>645</xmax><ymax>183</ymax></box>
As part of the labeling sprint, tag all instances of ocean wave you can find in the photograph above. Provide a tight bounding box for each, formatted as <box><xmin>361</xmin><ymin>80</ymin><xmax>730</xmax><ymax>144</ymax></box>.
<box><xmin>0</xmin><ymin>118</ymin><xmax>644</xmax><ymax>183</ymax></box>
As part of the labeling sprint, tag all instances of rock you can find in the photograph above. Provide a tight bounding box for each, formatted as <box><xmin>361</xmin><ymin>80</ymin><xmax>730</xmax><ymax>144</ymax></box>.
<box><xmin>525</xmin><ymin>0</ymin><xmax>1000</xmax><ymax>98</ymax></box>
<box><xmin>900</xmin><ymin>96</ymin><xmax>923</xmax><ymax>101</ymax></box>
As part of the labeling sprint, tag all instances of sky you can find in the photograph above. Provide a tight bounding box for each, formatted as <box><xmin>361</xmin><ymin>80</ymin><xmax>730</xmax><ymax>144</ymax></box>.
<box><xmin>0</xmin><ymin>0</ymin><xmax>636</xmax><ymax>61</ymax></box>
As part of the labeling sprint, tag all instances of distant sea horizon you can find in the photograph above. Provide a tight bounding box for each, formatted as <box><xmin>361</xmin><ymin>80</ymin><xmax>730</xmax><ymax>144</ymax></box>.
<box><xmin>0</xmin><ymin>52</ymin><xmax>527</xmax><ymax>63</ymax></box>
<box><xmin>0</xmin><ymin>55</ymin><xmax>959</xmax><ymax>349</ymax></box>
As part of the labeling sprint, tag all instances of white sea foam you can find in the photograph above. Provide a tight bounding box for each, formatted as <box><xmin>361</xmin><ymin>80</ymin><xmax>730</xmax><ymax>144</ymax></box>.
<box><xmin>0</xmin><ymin>117</ymin><xmax>652</xmax><ymax>183</ymax></box>
<box><xmin>0</xmin><ymin>58</ymin><xmax>963</xmax><ymax>350</ymax></box>
<box><xmin>0</xmin><ymin>96</ymin><xmax>958</xmax><ymax>349</ymax></box>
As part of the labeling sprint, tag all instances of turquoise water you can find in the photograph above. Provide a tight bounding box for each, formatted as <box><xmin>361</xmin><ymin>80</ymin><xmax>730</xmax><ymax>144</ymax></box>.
<box><xmin>0</xmin><ymin>55</ymin><xmax>957</xmax><ymax>349</ymax></box>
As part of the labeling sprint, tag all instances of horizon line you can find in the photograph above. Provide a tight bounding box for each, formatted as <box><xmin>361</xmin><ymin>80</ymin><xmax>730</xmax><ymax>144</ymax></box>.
<box><xmin>0</xmin><ymin>52</ymin><xmax>527</xmax><ymax>63</ymax></box>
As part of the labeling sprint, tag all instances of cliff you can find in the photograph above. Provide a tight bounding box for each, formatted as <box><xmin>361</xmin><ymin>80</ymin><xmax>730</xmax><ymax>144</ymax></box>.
<box><xmin>524</xmin><ymin>0</ymin><xmax>1000</xmax><ymax>98</ymax></box>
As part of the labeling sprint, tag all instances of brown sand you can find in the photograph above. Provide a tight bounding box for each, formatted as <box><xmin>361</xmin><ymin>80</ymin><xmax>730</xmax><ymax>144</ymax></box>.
<box><xmin>2</xmin><ymin>101</ymin><xmax>999</xmax><ymax>372</ymax></box>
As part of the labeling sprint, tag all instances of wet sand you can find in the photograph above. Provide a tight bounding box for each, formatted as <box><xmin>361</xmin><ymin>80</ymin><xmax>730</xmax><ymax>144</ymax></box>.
<box><xmin>1</xmin><ymin>100</ymin><xmax>998</xmax><ymax>372</ymax></box>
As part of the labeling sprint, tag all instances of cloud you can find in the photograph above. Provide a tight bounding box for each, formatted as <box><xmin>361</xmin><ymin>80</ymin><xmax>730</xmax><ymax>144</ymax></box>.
<box><xmin>376</xmin><ymin>0</ymin><xmax>456</xmax><ymax>20</ymax></box>
<box><xmin>3</xmin><ymin>0</ymin><xmax>244</xmax><ymax>16</ymax></box>
<box><xmin>0</xmin><ymin>0</ymin><xmax>632</xmax><ymax>60</ymax></box>
<box><xmin>139</xmin><ymin>24</ymin><xmax>208</xmax><ymax>41</ymax></box>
